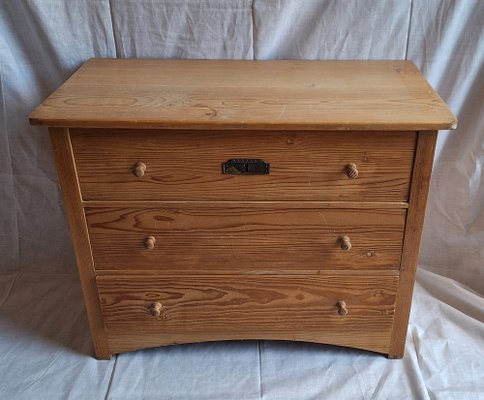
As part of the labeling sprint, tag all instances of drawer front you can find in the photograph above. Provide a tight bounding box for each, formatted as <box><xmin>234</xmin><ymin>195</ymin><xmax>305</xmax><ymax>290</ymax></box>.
<box><xmin>71</xmin><ymin>129</ymin><xmax>416</xmax><ymax>201</ymax></box>
<box><xmin>86</xmin><ymin>205</ymin><xmax>406</xmax><ymax>272</ymax></box>
<box><xmin>97</xmin><ymin>274</ymin><xmax>398</xmax><ymax>354</ymax></box>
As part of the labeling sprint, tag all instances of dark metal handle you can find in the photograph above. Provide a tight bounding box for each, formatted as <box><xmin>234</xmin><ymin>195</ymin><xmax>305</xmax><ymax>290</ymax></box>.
<box><xmin>222</xmin><ymin>159</ymin><xmax>270</xmax><ymax>175</ymax></box>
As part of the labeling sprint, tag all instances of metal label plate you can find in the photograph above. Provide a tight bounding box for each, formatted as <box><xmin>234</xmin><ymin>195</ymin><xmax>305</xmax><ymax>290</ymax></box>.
<box><xmin>222</xmin><ymin>159</ymin><xmax>270</xmax><ymax>175</ymax></box>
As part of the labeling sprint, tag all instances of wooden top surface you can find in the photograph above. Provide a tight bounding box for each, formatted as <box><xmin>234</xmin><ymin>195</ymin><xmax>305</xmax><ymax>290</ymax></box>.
<box><xmin>30</xmin><ymin>59</ymin><xmax>456</xmax><ymax>131</ymax></box>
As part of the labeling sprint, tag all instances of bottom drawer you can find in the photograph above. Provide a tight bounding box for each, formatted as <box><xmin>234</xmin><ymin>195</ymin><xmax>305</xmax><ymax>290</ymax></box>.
<box><xmin>97</xmin><ymin>274</ymin><xmax>399</xmax><ymax>355</ymax></box>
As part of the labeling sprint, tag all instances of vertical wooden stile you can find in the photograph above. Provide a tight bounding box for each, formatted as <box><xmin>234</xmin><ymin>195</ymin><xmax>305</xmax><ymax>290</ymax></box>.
<box><xmin>388</xmin><ymin>130</ymin><xmax>437</xmax><ymax>358</ymax></box>
<box><xmin>49</xmin><ymin>128</ymin><xmax>110</xmax><ymax>360</ymax></box>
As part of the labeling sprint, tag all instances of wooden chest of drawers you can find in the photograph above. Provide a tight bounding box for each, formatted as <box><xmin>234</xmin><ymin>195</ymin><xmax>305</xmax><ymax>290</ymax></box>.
<box><xmin>30</xmin><ymin>59</ymin><xmax>456</xmax><ymax>359</ymax></box>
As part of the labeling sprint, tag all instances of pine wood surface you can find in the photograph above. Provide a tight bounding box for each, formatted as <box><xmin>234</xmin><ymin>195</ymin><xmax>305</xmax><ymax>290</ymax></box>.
<box><xmin>83</xmin><ymin>200</ymin><xmax>410</xmax><ymax>209</ymax></box>
<box><xmin>388</xmin><ymin>131</ymin><xmax>438</xmax><ymax>358</ymax></box>
<box><xmin>30</xmin><ymin>59</ymin><xmax>456</xmax><ymax>131</ymax></box>
<box><xmin>97</xmin><ymin>274</ymin><xmax>398</xmax><ymax>354</ymax></box>
<box><xmin>71</xmin><ymin>129</ymin><xmax>416</xmax><ymax>202</ymax></box>
<box><xmin>48</xmin><ymin>129</ymin><xmax>110</xmax><ymax>359</ymax></box>
<box><xmin>107</xmin><ymin>330</ymin><xmax>392</xmax><ymax>355</ymax></box>
<box><xmin>30</xmin><ymin>60</ymin><xmax>455</xmax><ymax>358</ymax></box>
<box><xmin>86</xmin><ymin>206</ymin><xmax>406</xmax><ymax>272</ymax></box>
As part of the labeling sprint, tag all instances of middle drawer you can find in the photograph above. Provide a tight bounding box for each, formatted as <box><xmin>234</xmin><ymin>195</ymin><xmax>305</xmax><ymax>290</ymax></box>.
<box><xmin>86</xmin><ymin>205</ymin><xmax>406</xmax><ymax>272</ymax></box>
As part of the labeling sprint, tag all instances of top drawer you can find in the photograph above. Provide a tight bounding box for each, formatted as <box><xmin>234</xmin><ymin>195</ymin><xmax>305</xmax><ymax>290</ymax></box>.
<box><xmin>71</xmin><ymin>129</ymin><xmax>416</xmax><ymax>202</ymax></box>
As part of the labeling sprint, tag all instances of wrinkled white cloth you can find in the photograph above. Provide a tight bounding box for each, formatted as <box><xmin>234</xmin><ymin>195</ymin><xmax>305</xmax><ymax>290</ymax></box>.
<box><xmin>0</xmin><ymin>1</ymin><xmax>482</xmax><ymax>399</ymax></box>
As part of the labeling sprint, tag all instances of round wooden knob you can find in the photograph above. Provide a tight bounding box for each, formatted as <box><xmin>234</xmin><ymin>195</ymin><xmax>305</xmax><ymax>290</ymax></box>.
<box><xmin>148</xmin><ymin>302</ymin><xmax>163</xmax><ymax>317</ymax></box>
<box><xmin>133</xmin><ymin>161</ymin><xmax>146</xmax><ymax>177</ymax></box>
<box><xmin>144</xmin><ymin>236</ymin><xmax>156</xmax><ymax>250</ymax></box>
<box><xmin>339</xmin><ymin>235</ymin><xmax>352</xmax><ymax>251</ymax></box>
<box><xmin>336</xmin><ymin>300</ymin><xmax>348</xmax><ymax>316</ymax></box>
<box><xmin>345</xmin><ymin>163</ymin><xmax>358</xmax><ymax>179</ymax></box>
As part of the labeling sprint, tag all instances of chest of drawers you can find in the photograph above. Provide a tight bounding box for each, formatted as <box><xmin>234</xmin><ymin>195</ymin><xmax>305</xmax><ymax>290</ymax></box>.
<box><xmin>30</xmin><ymin>59</ymin><xmax>456</xmax><ymax>359</ymax></box>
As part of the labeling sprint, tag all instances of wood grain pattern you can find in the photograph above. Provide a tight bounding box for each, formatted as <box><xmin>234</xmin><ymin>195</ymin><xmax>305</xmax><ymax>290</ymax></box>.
<box><xmin>83</xmin><ymin>200</ymin><xmax>410</xmax><ymax>209</ymax></box>
<box><xmin>85</xmin><ymin>206</ymin><xmax>406</xmax><ymax>272</ymax></box>
<box><xmin>30</xmin><ymin>59</ymin><xmax>456</xmax><ymax>131</ymax></box>
<box><xmin>49</xmin><ymin>128</ymin><xmax>110</xmax><ymax>359</ymax></box>
<box><xmin>388</xmin><ymin>131</ymin><xmax>437</xmax><ymax>358</ymax></box>
<box><xmin>94</xmin><ymin>269</ymin><xmax>400</xmax><ymax>277</ymax></box>
<box><xmin>31</xmin><ymin>60</ymin><xmax>454</xmax><ymax>358</ymax></box>
<box><xmin>71</xmin><ymin>130</ymin><xmax>416</xmax><ymax>202</ymax></box>
<box><xmin>107</xmin><ymin>331</ymin><xmax>392</xmax><ymax>356</ymax></box>
<box><xmin>97</xmin><ymin>274</ymin><xmax>398</xmax><ymax>355</ymax></box>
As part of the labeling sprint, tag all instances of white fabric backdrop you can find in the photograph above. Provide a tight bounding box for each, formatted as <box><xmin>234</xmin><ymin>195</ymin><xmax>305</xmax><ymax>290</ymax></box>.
<box><xmin>0</xmin><ymin>1</ymin><xmax>483</xmax><ymax>399</ymax></box>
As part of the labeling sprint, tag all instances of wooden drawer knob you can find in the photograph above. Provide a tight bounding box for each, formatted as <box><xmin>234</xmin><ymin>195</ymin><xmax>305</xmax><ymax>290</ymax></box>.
<box><xmin>133</xmin><ymin>161</ymin><xmax>147</xmax><ymax>177</ymax></box>
<box><xmin>148</xmin><ymin>302</ymin><xmax>163</xmax><ymax>317</ymax></box>
<box><xmin>345</xmin><ymin>163</ymin><xmax>358</xmax><ymax>179</ymax></box>
<box><xmin>336</xmin><ymin>300</ymin><xmax>348</xmax><ymax>316</ymax></box>
<box><xmin>339</xmin><ymin>235</ymin><xmax>352</xmax><ymax>251</ymax></box>
<box><xmin>144</xmin><ymin>236</ymin><xmax>156</xmax><ymax>250</ymax></box>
